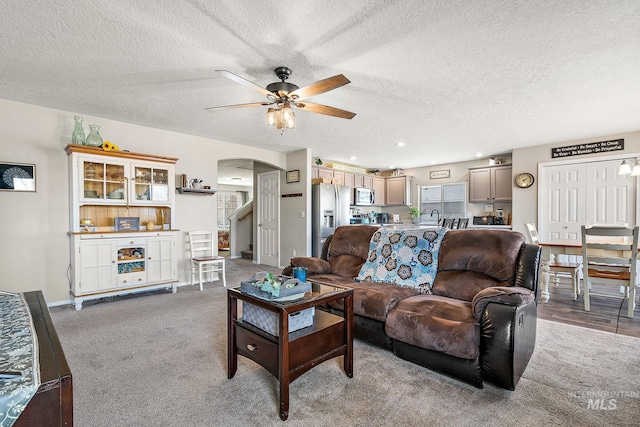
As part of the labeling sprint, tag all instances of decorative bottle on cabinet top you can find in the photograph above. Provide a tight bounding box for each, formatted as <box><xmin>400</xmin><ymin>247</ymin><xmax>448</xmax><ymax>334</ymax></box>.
<box><xmin>71</xmin><ymin>115</ymin><xmax>86</xmax><ymax>145</ymax></box>
<box><xmin>85</xmin><ymin>124</ymin><xmax>103</xmax><ymax>147</ymax></box>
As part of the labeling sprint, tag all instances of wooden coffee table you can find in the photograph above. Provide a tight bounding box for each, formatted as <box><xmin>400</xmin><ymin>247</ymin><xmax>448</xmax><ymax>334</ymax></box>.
<box><xmin>227</xmin><ymin>281</ymin><xmax>353</xmax><ymax>421</ymax></box>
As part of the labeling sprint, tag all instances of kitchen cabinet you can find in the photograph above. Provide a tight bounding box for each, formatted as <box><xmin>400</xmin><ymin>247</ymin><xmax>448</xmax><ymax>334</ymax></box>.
<box><xmin>469</xmin><ymin>165</ymin><xmax>512</xmax><ymax>203</ymax></box>
<box><xmin>317</xmin><ymin>168</ymin><xmax>334</xmax><ymax>181</ymax></box>
<box><xmin>356</xmin><ymin>175</ymin><xmax>374</xmax><ymax>189</ymax></box>
<box><xmin>344</xmin><ymin>172</ymin><xmax>356</xmax><ymax>205</ymax></box>
<box><xmin>332</xmin><ymin>170</ymin><xmax>345</xmax><ymax>185</ymax></box>
<box><xmin>385</xmin><ymin>176</ymin><xmax>411</xmax><ymax>206</ymax></box>
<box><xmin>373</xmin><ymin>177</ymin><xmax>385</xmax><ymax>205</ymax></box>
<box><xmin>66</xmin><ymin>145</ymin><xmax>179</xmax><ymax>309</ymax></box>
<box><xmin>312</xmin><ymin>166</ymin><xmax>348</xmax><ymax>184</ymax></box>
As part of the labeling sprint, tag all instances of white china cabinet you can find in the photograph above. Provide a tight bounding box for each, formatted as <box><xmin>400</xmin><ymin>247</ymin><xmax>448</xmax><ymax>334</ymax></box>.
<box><xmin>66</xmin><ymin>145</ymin><xmax>179</xmax><ymax>310</ymax></box>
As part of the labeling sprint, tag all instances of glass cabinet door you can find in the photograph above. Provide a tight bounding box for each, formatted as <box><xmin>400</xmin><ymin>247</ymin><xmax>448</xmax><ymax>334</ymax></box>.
<box><xmin>81</xmin><ymin>159</ymin><xmax>126</xmax><ymax>202</ymax></box>
<box><xmin>132</xmin><ymin>165</ymin><xmax>169</xmax><ymax>202</ymax></box>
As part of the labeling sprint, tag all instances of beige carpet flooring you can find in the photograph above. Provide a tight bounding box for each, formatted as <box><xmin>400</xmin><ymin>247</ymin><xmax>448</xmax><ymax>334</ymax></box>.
<box><xmin>50</xmin><ymin>259</ymin><xmax>640</xmax><ymax>426</ymax></box>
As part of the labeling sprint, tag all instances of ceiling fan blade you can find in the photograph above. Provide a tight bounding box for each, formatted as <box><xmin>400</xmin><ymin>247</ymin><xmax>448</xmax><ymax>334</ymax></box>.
<box><xmin>295</xmin><ymin>102</ymin><xmax>356</xmax><ymax>119</ymax></box>
<box><xmin>216</xmin><ymin>70</ymin><xmax>276</xmax><ymax>98</ymax></box>
<box><xmin>288</xmin><ymin>74</ymin><xmax>350</xmax><ymax>100</ymax></box>
<box><xmin>204</xmin><ymin>102</ymin><xmax>273</xmax><ymax>111</ymax></box>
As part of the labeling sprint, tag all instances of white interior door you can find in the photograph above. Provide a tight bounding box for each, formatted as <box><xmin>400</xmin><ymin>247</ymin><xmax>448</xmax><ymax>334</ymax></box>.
<box><xmin>541</xmin><ymin>163</ymin><xmax>585</xmax><ymax>241</ymax></box>
<box><xmin>257</xmin><ymin>170</ymin><xmax>280</xmax><ymax>267</ymax></box>
<box><xmin>585</xmin><ymin>160</ymin><xmax>634</xmax><ymax>226</ymax></box>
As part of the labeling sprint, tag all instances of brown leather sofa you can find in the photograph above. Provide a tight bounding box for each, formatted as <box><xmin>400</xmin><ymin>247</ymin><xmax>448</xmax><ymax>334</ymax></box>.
<box><xmin>283</xmin><ymin>225</ymin><xmax>541</xmax><ymax>390</ymax></box>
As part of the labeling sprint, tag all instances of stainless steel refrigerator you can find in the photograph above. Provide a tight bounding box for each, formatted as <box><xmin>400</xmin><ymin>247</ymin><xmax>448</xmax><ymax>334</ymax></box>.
<box><xmin>312</xmin><ymin>184</ymin><xmax>351</xmax><ymax>257</ymax></box>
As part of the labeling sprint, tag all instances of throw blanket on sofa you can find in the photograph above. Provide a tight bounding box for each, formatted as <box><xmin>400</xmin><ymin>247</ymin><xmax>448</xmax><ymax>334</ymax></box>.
<box><xmin>356</xmin><ymin>227</ymin><xmax>448</xmax><ymax>293</ymax></box>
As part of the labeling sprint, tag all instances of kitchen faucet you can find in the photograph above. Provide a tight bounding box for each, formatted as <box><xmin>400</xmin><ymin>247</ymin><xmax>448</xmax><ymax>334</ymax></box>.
<box><xmin>430</xmin><ymin>209</ymin><xmax>441</xmax><ymax>223</ymax></box>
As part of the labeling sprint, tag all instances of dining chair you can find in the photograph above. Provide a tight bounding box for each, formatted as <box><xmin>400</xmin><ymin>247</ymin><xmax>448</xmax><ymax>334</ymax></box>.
<box><xmin>525</xmin><ymin>223</ymin><xmax>582</xmax><ymax>300</ymax></box>
<box><xmin>581</xmin><ymin>225</ymin><xmax>638</xmax><ymax>318</ymax></box>
<box><xmin>442</xmin><ymin>218</ymin><xmax>455</xmax><ymax>229</ymax></box>
<box><xmin>456</xmin><ymin>218</ymin><xmax>469</xmax><ymax>229</ymax></box>
<box><xmin>187</xmin><ymin>230</ymin><xmax>226</xmax><ymax>290</ymax></box>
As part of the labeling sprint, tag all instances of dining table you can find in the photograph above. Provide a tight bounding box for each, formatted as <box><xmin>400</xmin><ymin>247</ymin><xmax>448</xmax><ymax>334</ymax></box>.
<box><xmin>538</xmin><ymin>237</ymin><xmax>636</xmax><ymax>302</ymax></box>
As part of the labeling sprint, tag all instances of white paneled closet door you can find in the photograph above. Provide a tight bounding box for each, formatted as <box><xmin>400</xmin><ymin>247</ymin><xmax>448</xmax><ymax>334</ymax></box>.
<box><xmin>541</xmin><ymin>158</ymin><xmax>636</xmax><ymax>243</ymax></box>
<box><xmin>585</xmin><ymin>160</ymin><xmax>634</xmax><ymax>226</ymax></box>
<box><xmin>542</xmin><ymin>163</ymin><xmax>585</xmax><ymax>241</ymax></box>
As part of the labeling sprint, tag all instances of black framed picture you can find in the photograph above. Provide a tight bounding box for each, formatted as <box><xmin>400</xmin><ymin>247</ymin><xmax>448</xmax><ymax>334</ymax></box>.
<box><xmin>0</xmin><ymin>162</ymin><xmax>36</xmax><ymax>192</ymax></box>
<box><xmin>286</xmin><ymin>169</ymin><xmax>300</xmax><ymax>183</ymax></box>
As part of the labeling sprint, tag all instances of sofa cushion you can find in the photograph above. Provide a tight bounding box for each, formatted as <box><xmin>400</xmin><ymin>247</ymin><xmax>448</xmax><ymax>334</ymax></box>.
<box><xmin>328</xmin><ymin>225</ymin><xmax>381</xmax><ymax>278</ymax></box>
<box><xmin>385</xmin><ymin>295</ymin><xmax>480</xmax><ymax>360</ymax></box>
<box><xmin>329</xmin><ymin>281</ymin><xmax>420</xmax><ymax>322</ymax></box>
<box><xmin>432</xmin><ymin>230</ymin><xmax>525</xmax><ymax>301</ymax></box>
<box><xmin>356</xmin><ymin>227</ymin><xmax>448</xmax><ymax>293</ymax></box>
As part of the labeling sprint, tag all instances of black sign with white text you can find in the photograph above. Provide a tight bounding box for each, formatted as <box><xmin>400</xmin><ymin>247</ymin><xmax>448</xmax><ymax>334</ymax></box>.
<box><xmin>551</xmin><ymin>139</ymin><xmax>624</xmax><ymax>158</ymax></box>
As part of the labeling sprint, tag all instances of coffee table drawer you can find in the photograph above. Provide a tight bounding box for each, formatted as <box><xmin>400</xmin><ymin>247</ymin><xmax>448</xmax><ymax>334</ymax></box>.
<box><xmin>236</xmin><ymin>326</ymin><xmax>278</xmax><ymax>373</ymax></box>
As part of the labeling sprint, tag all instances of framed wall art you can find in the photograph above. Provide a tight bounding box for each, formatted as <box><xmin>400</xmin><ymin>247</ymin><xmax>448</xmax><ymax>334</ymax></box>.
<box><xmin>0</xmin><ymin>162</ymin><xmax>36</xmax><ymax>192</ymax></box>
<box><xmin>286</xmin><ymin>169</ymin><xmax>300</xmax><ymax>183</ymax></box>
<box><xmin>429</xmin><ymin>169</ymin><xmax>450</xmax><ymax>179</ymax></box>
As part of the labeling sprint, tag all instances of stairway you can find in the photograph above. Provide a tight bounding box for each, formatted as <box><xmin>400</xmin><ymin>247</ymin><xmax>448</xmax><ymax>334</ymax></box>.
<box><xmin>241</xmin><ymin>244</ymin><xmax>253</xmax><ymax>260</ymax></box>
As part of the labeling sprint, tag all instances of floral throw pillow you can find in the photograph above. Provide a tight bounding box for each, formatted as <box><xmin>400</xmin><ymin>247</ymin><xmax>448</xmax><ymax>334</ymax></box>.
<box><xmin>356</xmin><ymin>227</ymin><xmax>448</xmax><ymax>294</ymax></box>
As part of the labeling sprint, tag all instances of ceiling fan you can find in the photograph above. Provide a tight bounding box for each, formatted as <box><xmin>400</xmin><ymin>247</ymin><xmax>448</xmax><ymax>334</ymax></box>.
<box><xmin>205</xmin><ymin>66</ymin><xmax>356</xmax><ymax>130</ymax></box>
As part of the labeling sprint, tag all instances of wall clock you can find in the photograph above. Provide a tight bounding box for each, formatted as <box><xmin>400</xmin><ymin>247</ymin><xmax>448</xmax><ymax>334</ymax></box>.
<box><xmin>515</xmin><ymin>172</ymin><xmax>535</xmax><ymax>188</ymax></box>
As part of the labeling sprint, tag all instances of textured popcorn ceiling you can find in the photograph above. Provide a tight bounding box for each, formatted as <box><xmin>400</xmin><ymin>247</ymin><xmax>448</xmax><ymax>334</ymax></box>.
<box><xmin>1</xmin><ymin>0</ymin><xmax>639</xmax><ymax>172</ymax></box>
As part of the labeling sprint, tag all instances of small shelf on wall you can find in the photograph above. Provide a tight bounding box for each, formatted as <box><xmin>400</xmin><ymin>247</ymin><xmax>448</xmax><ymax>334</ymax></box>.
<box><xmin>176</xmin><ymin>187</ymin><xmax>216</xmax><ymax>195</ymax></box>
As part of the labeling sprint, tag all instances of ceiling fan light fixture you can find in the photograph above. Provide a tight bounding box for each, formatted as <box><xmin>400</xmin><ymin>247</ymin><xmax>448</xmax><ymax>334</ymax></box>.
<box><xmin>281</xmin><ymin>102</ymin><xmax>296</xmax><ymax>129</ymax></box>
<box><xmin>211</xmin><ymin>67</ymin><xmax>354</xmax><ymax>133</ymax></box>
<box><xmin>265</xmin><ymin>108</ymin><xmax>277</xmax><ymax>126</ymax></box>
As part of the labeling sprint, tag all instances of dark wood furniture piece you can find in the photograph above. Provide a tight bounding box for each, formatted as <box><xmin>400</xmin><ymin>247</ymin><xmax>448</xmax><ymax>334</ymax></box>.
<box><xmin>14</xmin><ymin>291</ymin><xmax>73</xmax><ymax>426</ymax></box>
<box><xmin>228</xmin><ymin>282</ymin><xmax>353</xmax><ymax>421</ymax></box>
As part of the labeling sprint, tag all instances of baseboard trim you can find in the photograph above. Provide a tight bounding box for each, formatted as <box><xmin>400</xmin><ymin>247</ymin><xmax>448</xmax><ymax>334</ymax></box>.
<box><xmin>47</xmin><ymin>298</ymin><xmax>73</xmax><ymax>308</ymax></box>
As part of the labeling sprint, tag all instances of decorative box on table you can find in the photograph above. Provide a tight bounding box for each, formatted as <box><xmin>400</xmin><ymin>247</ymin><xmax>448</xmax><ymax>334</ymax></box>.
<box><xmin>240</xmin><ymin>273</ymin><xmax>313</xmax><ymax>336</ymax></box>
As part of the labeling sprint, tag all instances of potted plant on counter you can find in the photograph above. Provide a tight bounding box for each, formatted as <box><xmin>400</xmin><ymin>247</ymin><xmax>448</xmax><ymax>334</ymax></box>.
<box><xmin>408</xmin><ymin>205</ymin><xmax>422</xmax><ymax>224</ymax></box>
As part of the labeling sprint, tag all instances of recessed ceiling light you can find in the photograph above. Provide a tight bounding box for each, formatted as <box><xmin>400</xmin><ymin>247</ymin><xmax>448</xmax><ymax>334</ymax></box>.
<box><xmin>476</xmin><ymin>153</ymin><xmax>483</xmax><ymax>157</ymax></box>
<box><xmin>350</xmin><ymin>156</ymin><xmax>357</xmax><ymax>160</ymax></box>
<box><xmin>431</xmin><ymin>161</ymin><xmax>436</xmax><ymax>164</ymax></box>
<box><xmin>389</xmin><ymin>165</ymin><xmax>394</xmax><ymax>169</ymax></box>
<box><xmin>396</xmin><ymin>142</ymin><xmax>406</xmax><ymax>147</ymax></box>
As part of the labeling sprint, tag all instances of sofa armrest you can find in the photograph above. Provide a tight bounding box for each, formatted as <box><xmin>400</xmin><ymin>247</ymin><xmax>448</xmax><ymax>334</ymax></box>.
<box><xmin>515</xmin><ymin>243</ymin><xmax>542</xmax><ymax>300</ymax></box>
<box><xmin>472</xmin><ymin>286</ymin><xmax>535</xmax><ymax>321</ymax></box>
<box><xmin>479</xmin><ymin>300</ymin><xmax>536</xmax><ymax>390</ymax></box>
<box><xmin>282</xmin><ymin>257</ymin><xmax>332</xmax><ymax>277</ymax></box>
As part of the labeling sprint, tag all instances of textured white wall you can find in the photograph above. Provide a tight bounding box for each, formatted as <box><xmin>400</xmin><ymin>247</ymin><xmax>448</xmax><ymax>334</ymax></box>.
<box><xmin>0</xmin><ymin>98</ymin><xmax>285</xmax><ymax>304</ymax></box>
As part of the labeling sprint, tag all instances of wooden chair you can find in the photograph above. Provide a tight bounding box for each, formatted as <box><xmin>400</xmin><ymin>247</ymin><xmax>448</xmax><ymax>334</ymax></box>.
<box><xmin>525</xmin><ymin>223</ymin><xmax>582</xmax><ymax>300</ymax></box>
<box><xmin>442</xmin><ymin>218</ymin><xmax>455</xmax><ymax>229</ymax></box>
<box><xmin>187</xmin><ymin>230</ymin><xmax>226</xmax><ymax>290</ymax></box>
<box><xmin>581</xmin><ymin>225</ymin><xmax>638</xmax><ymax>318</ymax></box>
<box><xmin>456</xmin><ymin>218</ymin><xmax>469</xmax><ymax>229</ymax></box>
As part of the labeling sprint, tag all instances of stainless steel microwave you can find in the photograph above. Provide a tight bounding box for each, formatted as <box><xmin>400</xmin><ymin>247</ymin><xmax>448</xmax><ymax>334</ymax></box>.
<box><xmin>354</xmin><ymin>187</ymin><xmax>375</xmax><ymax>206</ymax></box>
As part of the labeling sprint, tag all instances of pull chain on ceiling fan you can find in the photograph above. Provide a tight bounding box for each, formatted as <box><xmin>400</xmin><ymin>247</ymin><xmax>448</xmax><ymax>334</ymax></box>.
<box><xmin>205</xmin><ymin>66</ymin><xmax>356</xmax><ymax>133</ymax></box>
